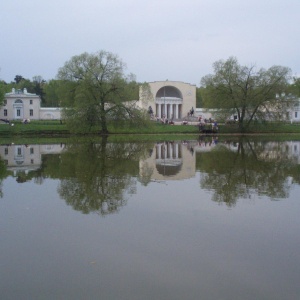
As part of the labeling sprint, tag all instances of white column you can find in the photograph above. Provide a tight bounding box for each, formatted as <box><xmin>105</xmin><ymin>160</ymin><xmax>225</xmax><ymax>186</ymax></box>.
<box><xmin>167</xmin><ymin>104</ymin><xmax>169</xmax><ymax>119</ymax></box>
<box><xmin>170</xmin><ymin>104</ymin><xmax>173</xmax><ymax>120</ymax></box>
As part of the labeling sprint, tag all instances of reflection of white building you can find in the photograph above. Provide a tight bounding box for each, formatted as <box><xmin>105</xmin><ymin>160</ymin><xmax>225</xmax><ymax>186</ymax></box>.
<box><xmin>257</xmin><ymin>141</ymin><xmax>300</xmax><ymax>164</ymax></box>
<box><xmin>0</xmin><ymin>144</ymin><xmax>65</xmax><ymax>174</ymax></box>
<box><xmin>138</xmin><ymin>81</ymin><xmax>196</xmax><ymax>119</ymax></box>
<box><xmin>0</xmin><ymin>88</ymin><xmax>62</xmax><ymax>120</ymax></box>
<box><xmin>139</xmin><ymin>141</ymin><xmax>196</xmax><ymax>181</ymax></box>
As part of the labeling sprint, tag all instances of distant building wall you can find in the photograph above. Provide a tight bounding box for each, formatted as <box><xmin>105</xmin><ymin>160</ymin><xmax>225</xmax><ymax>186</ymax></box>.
<box><xmin>39</xmin><ymin>108</ymin><xmax>62</xmax><ymax>120</ymax></box>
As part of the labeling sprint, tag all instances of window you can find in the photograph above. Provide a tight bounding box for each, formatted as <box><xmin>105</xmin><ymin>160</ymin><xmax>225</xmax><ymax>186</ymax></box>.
<box><xmin>4</xmin><ymin>109</ymin><xmax>7</xmax><ymax>116</ymax></box>
<box><xmin>5</xmin><ymin>148</ymin><xmax>8</xmax><ymax>155</ymax></box>
<box><xmin>295</xmin><ymin>112</ymin><xmax>298</xmax><ymax>118</ymax></box>
<box><xmin>30</xmin><ymin>109</ymin><xmax>33</xmax><ymax>116</ymax></box>
<box><xmin>17</xmin><ymin>109</ymin><xmax>21</xmax><ymax>117</ymax></box>
<box><xmin>30</xmin><ymin>147</ymin><xmax>34</xmax><ymax>154</ymax></box>
<box><xmin>30</xmin><ymin>100</ymin><xmax>33</xmax><ymax>105</ymax></box>
<box><xmin>4</xmin><ymin>99</ymin><xmax>7</xmax><ymax>105</ymax></box>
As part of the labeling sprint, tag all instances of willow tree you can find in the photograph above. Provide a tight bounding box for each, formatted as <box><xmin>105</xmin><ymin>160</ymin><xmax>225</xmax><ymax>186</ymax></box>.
<box><xmin>57</xmin><ymin>50</ymin><xmax>146</xmax><ymax>134</ymax></box>
<box><xmin>200</xmin><ymin>57</ymin><xmax>293</xmax><ymax>132</ymax></box>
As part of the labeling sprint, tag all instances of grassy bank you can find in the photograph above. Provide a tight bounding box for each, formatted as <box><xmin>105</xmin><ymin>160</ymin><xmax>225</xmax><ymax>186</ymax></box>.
<box><xmin>0</xmin><ymin>120</ymin><xmax>200</xmax><ymax>136</ymax></box>
<box><xmin>1</xmin><ymin>120</ymin><xmax>300</xmax><ymax>137</ymax></box>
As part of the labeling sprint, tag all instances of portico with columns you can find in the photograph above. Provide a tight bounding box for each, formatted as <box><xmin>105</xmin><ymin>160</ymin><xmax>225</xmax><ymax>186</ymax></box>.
<box><xmin>138</xmin><ymin>81</ymin><xmax>196</xmax><ymax>120</ymax></box>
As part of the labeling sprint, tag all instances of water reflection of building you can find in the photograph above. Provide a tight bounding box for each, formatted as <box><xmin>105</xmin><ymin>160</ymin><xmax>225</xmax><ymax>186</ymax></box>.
<box><xmin>0</xmin><ymin>144</ymin><xmax>65</xmax><ymax>174</ymax></box>
<box><xmin>257</xmin><ymin>141</ymin><xmax>300</xmax><ymax>164</ymax></box>
<box><xmin>140</xmin><ymin>141</ymin><xmax>197</xmax><ymax>181</ymax></box>
<box><xmin>139</xmin><ymin>139</ymin><xmax>300</xmax><ymax>182</ymax></box>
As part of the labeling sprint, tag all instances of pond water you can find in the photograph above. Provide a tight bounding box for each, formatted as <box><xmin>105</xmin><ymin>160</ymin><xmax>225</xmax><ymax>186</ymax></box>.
<box><xmin>1</xmin><ymin>137</ymin><xmax>300</xmax><ymax>300</ymax></box>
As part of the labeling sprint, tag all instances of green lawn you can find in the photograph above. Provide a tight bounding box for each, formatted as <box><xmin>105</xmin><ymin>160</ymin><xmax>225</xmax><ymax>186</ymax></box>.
<box><xmin>1</xmin><ymin>120</ymin><xmax>300</xmax><ymax>136</ymax></box>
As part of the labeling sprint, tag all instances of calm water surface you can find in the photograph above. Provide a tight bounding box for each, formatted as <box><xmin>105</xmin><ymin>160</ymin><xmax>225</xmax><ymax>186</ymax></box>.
<box><xmin>0</xmin><ymin>137</ymin><xmax>300</xmax><ymax>300</ymax></box>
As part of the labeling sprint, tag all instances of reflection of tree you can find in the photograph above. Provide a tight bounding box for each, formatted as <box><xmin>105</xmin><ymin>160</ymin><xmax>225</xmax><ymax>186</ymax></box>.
<box><xmin>0</xmin><ymin>158</ymin><xmax>12</xmax><ymax>198</ymax></box>
<box><xmin>0</xmin><ymin>159</ymin><xmax>6</xmax><ymax>197</ymax></box>
<box><xmin>14</xmin><ymin>167</ymin><xmax>45</xmax><ymax>184</ymax></box>
<box><xmin>197</xmin><ymin>138</ymin><xmax>298</xmax><ymax>206</ymax></box>
<box><xmin>56</xmin><ymin>138</ymin><xmax>152</xmax><ymax>215</ymax></box>
<box><xmin>0</xmin><ymin>140</ymin><xmax>153</xmax><ymax>211</ymax></box>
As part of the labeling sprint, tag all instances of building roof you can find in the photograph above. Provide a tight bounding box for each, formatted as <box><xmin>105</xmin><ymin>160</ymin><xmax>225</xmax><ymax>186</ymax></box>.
<box><xmin>5</xmin><ymin>88</ymin><xmax>39</xmax><ymax>97</ymax></box>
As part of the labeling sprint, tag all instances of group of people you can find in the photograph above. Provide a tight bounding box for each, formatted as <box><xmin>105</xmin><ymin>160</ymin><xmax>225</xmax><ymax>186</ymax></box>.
<box><xmin>159</xmin><ymin>115</ymin><xmax>175</xmax><ymax>124</ymax></box>
<box><xmin>198</xmin><ymin>116</ymin><xmax>218</xmax><ymax>133</ymax></box>
<box><xmin>147</xmin><ymin>106</ymin><xmax>219</xmax><ymax>132</ymax></box>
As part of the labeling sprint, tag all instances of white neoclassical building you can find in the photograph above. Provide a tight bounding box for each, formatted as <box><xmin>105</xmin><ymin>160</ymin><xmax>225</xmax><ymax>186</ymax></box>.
<box><xmin>0</xmin><ymin>88</ymin><xmax>62</xmax><ymax>121</ymax></box>
<box><xmin>138</xmin><ymin>81</ymin><xmax>196</xmax><ymax>120</ymax></box>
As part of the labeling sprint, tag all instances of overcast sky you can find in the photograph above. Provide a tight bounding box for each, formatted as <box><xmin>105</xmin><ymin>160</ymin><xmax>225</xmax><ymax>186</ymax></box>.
<box><xmin>1</xmin><ymin>0</ymin><xmax>299</xmax><ymax>86</ymax></box>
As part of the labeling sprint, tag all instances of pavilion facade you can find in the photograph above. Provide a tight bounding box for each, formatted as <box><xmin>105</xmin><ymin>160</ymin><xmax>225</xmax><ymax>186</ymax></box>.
<box><xmin>138</xmin><ymin>81</ymin><xmax>196</xmax><ymax>120</ymax></box>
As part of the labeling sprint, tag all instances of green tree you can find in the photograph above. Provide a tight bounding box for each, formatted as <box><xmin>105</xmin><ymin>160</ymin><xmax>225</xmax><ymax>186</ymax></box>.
<box><xmin>43</xmin><ymin>79</ymin><xmax>63</xmax><ymax>107</ymax></box>
<box><xmin>57</xmin><ymin>50</ymin><xmax>148</xmax><ymax>134</ymax></box>
<box><xmin>196</xmin><ymin>87</ymin><xmax>204</xmax><ymax>107</ymax></box>
<box><xmin>14</xmin><ymin>75</ymin><xmax>24</xmax><ymax>84</ymax></box>
<box><xmin>32</xmin><ymin>75</ymin><xmax>46</xmax><ymax>104</ymax></box>
<box><xmin>8</xmin><ymin>75</ymin><xmax>35</xmax><ymax>93</ymax></box>
<box><xmin>0</xmin><ymin>80</ymin><xmax>5</xmax><ymax>107</ymax></box>
<box><xmin>201</xmin><ymin>57</ymin><xmax>292</xmax><ymax>132</ymax></box>
<box><xmin>288</xmin><ymin>77</ymin><xmax>300</xmax><ymax>97</ymax></box>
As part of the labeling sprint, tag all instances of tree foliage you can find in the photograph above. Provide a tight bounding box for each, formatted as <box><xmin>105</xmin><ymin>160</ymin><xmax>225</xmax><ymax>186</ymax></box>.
<box><xmin>200</xmin><ymin>57</ymin><xmax>293</xmax><ymax>132</ymax></box>
<box><xmin>32</xmin><ymin>75</ymin><xmax>46</xmax><ymax>104</ymax></box>
<box><xmin>43</xmin><ymin>79</ymin><xmax>61</xmax><ymax>107</ymax></box>
<box><xmin>14</xmin><ymin>75</ymin><xmax>24</xmax><ymax>84</ymax></box>
<box><xmin>288</xmin><ymin>77</ymin><xmax>300</xmax><ymax>97</ymax></box>
<box><xmin>57</xmin><ymin>50</ymin><xmax>148</xmax><ymax>134</ymax></box>
<box><xmin>196</xmin><ymin>87</ymin><xmax>204</xmax><ymax>107</ymax></box>
<box><xmin>0</xmin><ymin>80</ymin><xmax>5</xmax><ymax>107</ymax></box>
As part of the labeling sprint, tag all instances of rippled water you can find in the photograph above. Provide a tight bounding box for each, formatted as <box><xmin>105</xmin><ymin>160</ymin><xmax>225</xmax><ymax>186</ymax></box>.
<box><xmin>1</xmin><ymin>137</ymin><xmax>300</xmax><ymax>299</ymax></box>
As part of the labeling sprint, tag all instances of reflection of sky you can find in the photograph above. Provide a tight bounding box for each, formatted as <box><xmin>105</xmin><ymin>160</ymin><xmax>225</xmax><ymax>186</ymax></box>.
<box><xmin>1</xmin><ymin>173</ymin><xmax>300</xmax><ymax>299</ymax></box>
